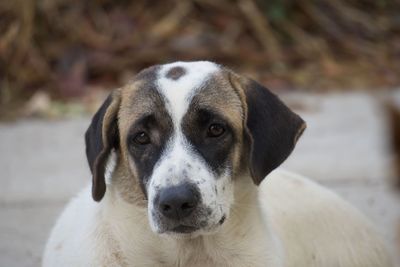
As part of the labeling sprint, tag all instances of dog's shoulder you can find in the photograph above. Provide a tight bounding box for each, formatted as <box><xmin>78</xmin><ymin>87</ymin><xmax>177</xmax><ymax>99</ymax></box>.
<box><xmin>259</xmin><ymin>170</ymin><xmax>392</xmax><ymax>267</ymax></box>
<box><xmin>43</xmin><ymin>186</ymin><xmax>110</xmax><ymax>266</ymax></box>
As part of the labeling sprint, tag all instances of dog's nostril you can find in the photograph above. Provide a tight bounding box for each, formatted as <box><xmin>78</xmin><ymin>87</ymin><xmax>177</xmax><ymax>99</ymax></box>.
<box><xmin>219</xmin><ymin>215</ymin><xmax>226</xmax><ymax>225</ymax></box>
<box><xmin>181</xmin><ymin>202</ymin><xmax>195</xmax><ymax>210</ymax></box>
<box><xmin>162</xmin><ymin>204</ymin><xmax>172</xmax><ymax>212</ymax></box>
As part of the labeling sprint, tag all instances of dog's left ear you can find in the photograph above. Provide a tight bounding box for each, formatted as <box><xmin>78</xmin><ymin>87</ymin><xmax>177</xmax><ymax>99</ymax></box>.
<box><xmin>229</xmin><ymin>72</ymin><xmax>306</xmax><ymax>185</ymax></box>
<box><xmin>85</xmin><ymin>90</ymin><xmax>121</xmax><ymax>201</ymax></box>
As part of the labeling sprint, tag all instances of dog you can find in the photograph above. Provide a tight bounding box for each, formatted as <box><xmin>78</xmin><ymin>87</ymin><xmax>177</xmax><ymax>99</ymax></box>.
<box><xmin>43</xmin><ymin>61</ymin><xmax>392</xmax><ymax>267</ymax></box>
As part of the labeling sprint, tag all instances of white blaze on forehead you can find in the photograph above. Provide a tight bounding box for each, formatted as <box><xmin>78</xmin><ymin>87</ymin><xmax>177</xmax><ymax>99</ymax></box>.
<box><xmin>147</xmin><ymin>61</ymin><xmax>234</xmax><ymax>233</ymax></box>
<box><xmin>156</xmin><ymin>61</ymin><xmax>219</xmax><ymax>126</ymax></box>
<box><xmin>151</xmin><ymin>61</ymin><xmax>221</xmax><ymax>190</ymax></box>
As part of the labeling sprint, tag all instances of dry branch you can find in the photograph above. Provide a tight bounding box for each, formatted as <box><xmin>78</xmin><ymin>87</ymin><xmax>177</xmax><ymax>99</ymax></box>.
<box><xmin>0</xmin><ymin>0</ymin><xmax>399</xmax><ymax>117</ymax></box>
<box><xmin>238</xmin><ymin>0</ymin><xmax>283</xmax><ymax>63</ymax></box>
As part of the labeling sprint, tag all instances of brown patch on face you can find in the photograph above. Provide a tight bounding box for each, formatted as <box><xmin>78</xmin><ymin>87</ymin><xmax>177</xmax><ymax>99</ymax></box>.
<box><xmin>118</xmin><ymin>65</ymin><xmax>167</xmax><ymax>156</ymax></box>
<box><xmin>182</xmin><ymin>71</ymin><xmax>245</xmax><ymax>178</ymax></box>
<box><xmin>118</xmin><ymin>81</ymin><xmax>167</xmax><ymax>143</ymax></box>
<box><xmin>165</xmin><ymin>66</ymin><xmax>186</xmax><ymax>80</ymax></box>
<box><xmin>115</xmin><ymin>76</ymin><xmax>173</xmax><ymax>205</ymax></box>
<box><xmin>112</xmin><ymin>160</ymin><xmax>147</xmax><ymax>207</ymax></box>
<box><xmin>191</xmin><ymin>72</ymin><xmax>244</xmax><ymax>131</ymax></box>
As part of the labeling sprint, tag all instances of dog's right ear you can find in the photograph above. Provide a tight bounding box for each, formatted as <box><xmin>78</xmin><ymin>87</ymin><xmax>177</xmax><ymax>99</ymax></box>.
<box><xmin>85</xmin><ymin>90</ymin><xmax>121</xmax><ymax>202</ymax></box>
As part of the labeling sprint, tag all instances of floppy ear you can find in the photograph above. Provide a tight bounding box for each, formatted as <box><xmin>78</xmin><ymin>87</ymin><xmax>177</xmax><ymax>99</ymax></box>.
<box><xmin>229</xmin><ymin>73</ymin><xmax>306</xmax><ymax>185</ymax></box>
<box><xmin>85</xmin><ymin>90</ymin><xmax>121</xmax><ymax>201</ymax></box>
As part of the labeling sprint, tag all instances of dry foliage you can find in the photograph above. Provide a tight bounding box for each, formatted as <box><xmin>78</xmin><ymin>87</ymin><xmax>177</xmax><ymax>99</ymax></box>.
<box><xmin>1</xmin><ymin>0</ymin><xmax>400</xmax><ymax>118</ymax></box>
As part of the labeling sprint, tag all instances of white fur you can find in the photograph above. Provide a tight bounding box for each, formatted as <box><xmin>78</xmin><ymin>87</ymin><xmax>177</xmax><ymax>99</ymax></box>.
<box><xmin>157</xmin><ymin>61</ymin><xmax>219</xmax><ymax>127</ymax></box>
<box><xmin>43</xmin><ymin>170</ymin><xmax>392</xmax><ymax>266</ymax></box>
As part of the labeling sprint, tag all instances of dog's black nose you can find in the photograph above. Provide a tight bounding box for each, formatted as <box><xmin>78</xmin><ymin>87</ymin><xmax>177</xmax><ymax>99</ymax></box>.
<box><xmin>157</xmin><ymin>184</ymin><xmax>200</xmax><ymax>220</ymax></box>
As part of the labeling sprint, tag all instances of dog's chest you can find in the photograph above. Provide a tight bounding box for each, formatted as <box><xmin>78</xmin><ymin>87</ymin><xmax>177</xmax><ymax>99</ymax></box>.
<box><xmin>121</xmin><ymin>237</ymin><xmax>268</xmax><ymax>267</ymax></box>
<box><xmin>122</xmin><ymin>240</ymin><xmax>219</xmax><ymax>267</ymax></box>
<box><xmin>139</xmin><ymin>251</ymin><xmax>232</xmax><ymax>267</ymax></box>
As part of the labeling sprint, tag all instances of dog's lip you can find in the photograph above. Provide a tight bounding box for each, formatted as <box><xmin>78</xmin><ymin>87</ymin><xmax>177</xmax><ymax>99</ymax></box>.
<box><xmin>218</xmin><ymin>215</ymin><xmax>226</xmax><ymax>225</ymax></box>
<box><xmin>170</xmin><ymin>225</ymin><xmax>198</xmax><ymax>234</ymax></box>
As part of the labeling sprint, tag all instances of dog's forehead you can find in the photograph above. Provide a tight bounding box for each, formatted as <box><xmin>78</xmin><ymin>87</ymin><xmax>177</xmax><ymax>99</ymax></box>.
<box><xmin>156</xmin><ymin>61</ymin><xmax>220</xmax><ymax>125</ymax></box>
<box><xmin>119</xmin><ymin>61</ymin><xmax>244</xmax><ymax>132</ymax></box>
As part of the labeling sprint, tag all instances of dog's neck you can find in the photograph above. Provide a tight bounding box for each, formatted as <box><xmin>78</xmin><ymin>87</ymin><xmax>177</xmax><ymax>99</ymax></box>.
<box><xmin>99</xmin><ymin>178</ymin><xmax>283</xmax><ymax>267</ymax></box>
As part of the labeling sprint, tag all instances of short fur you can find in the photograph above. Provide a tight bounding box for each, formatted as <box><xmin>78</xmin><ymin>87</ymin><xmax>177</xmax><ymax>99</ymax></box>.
<box><xmin>44</xmin><ymin>61</ymin><xmax>392</xmax><ymax>267</ymax></box>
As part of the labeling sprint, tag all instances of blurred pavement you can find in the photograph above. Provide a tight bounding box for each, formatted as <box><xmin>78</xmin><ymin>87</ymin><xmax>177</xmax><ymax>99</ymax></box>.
<box><xmin>1</xmin><ymin>92</ymin><xmax>399</xmax><ymax>266</ymax></box>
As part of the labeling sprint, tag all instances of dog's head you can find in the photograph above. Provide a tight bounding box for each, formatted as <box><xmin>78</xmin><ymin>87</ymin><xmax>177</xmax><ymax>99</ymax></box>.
<box><xmin>85</xmin><ymin>61</ymin><xmax>305</xmax><ymax>235</ymax></box>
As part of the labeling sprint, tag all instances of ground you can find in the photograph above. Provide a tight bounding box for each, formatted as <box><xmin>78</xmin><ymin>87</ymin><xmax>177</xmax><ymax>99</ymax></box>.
<box><xmin>0</xmin><ymin>92</ymin><xmax>399</xmax><ymax>267</ymax></box>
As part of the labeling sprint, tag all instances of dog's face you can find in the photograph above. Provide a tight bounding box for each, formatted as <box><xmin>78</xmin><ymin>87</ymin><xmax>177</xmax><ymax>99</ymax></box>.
<box><xmin>85</xmin><ymin>61</ymin><xmax>305</xmax><ymax>236</ymax></box>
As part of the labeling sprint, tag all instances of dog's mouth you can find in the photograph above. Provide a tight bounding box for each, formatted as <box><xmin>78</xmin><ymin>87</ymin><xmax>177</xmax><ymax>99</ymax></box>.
<box><xmin>171</xmin><ymin>225</ymin><xmax>198</xmax><ymax>234</ymax></box>
<box><xmin>165</xmin><ymin>215</ymin><xmax>226</xmax><ymax>235</ymax></box>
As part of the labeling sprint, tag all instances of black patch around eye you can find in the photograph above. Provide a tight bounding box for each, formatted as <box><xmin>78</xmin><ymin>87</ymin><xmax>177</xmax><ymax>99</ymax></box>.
<box><xmin>127</xmin><ymin>112</ymin><xmax>173</xmax><ymax>196</ymax></box>
<box><xmin>182</xmin><ymin>108</ymin><xmax>235</xmax><ymax>176</ymax></box>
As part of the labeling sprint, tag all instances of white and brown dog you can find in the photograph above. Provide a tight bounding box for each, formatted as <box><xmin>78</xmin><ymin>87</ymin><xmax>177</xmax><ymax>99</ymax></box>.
<box><xmin>43</xmin><ymin>61</ymin><xmax>392</xmax><ymax>267</ymax></box>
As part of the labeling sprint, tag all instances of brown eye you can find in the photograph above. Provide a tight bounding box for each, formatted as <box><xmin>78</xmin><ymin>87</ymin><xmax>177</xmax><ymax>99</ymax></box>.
<box><xmin>133</xmin><ymin>132</ymin><xmax>151</xmax><ymax>145</ymax></box>
<box><xmin>207</xmin><ymin>124</ymin><xmax>225</xmax><ymax>137</ymax></box>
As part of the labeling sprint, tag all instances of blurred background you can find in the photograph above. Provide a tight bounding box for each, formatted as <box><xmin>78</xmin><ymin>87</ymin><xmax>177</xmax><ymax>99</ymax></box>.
<box><xmin>1</xmin><ymin>0</ymin><xmax>400</xmax><ymax>266</ymax></box>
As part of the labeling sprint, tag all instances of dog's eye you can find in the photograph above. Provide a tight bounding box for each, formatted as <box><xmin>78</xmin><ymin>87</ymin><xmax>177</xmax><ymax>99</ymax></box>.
<box><xmin>207</xmin><ymin>124</ymin><xmax>225</xmax><ymax>138</ymax></box>
<box><xmin>133</xmin><ymin>132</ymin><xmax>151</xmax><ymax>145</ymax></box>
